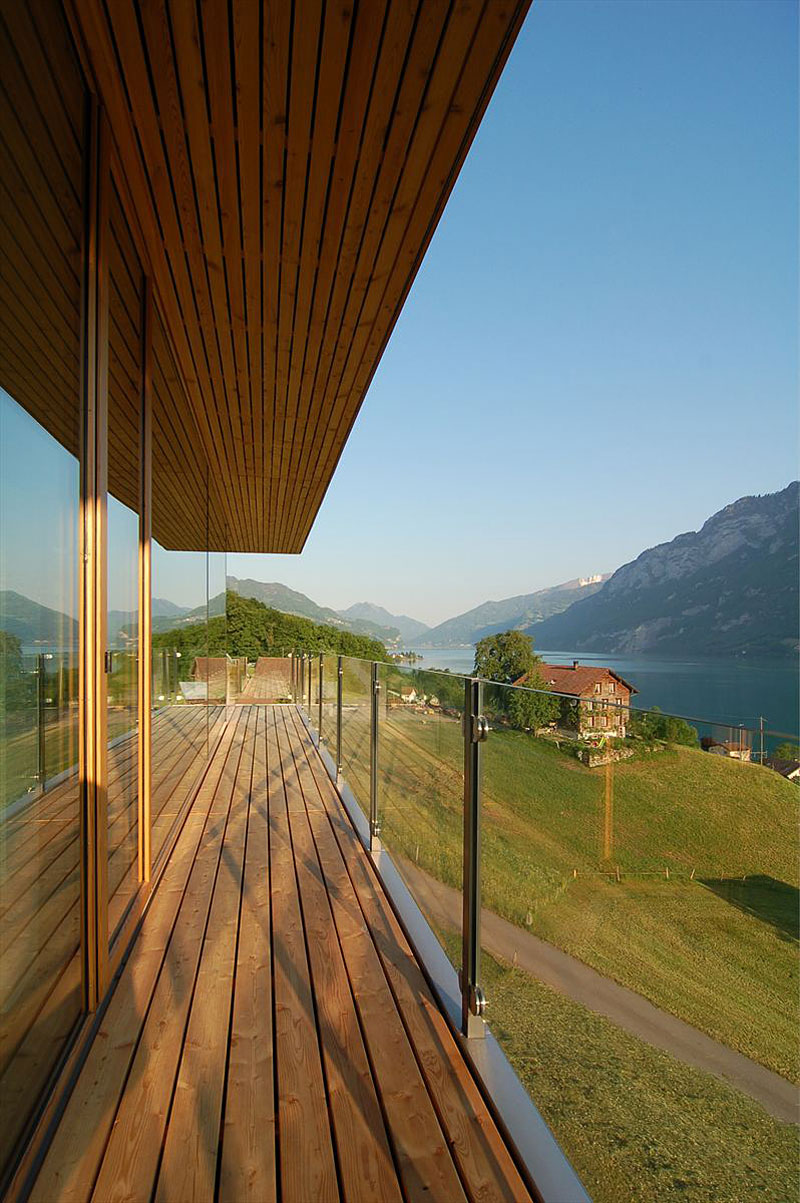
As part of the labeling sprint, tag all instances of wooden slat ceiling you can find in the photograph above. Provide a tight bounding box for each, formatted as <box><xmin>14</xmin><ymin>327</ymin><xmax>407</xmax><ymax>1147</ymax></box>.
<box><xmin>71</xmin><ymin>0</ymin><xmax>530</xmax><ymax>552</ymax></box>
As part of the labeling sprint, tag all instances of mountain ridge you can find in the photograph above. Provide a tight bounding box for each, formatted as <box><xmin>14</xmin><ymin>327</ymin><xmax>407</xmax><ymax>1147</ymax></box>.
<box><xmin>526</xmin><ymin>483</ymin><xmax>799</xmax><ymax>659</ymax></box>
<box><xmin>417</xmin><ymin>576</ymin><xmax>610</xmax><ymax>647</ymax></box>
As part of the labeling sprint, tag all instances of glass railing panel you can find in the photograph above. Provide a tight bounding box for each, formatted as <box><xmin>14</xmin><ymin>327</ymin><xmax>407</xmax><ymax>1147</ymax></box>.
<box><xmin>339</xmin><ymin>656</ymin><xmax>372</xmax><ymax>816</ymax></box>
<box><xmin>378</xmin><ymin>663</ymin><xmax>465</xmax><ymax>968</ymax></box>
<box><xmin>320</xmin><ymin>653</ymin><xmax>338</xmax><ymax>757</ymax></box>
<box><xmin>478</xmin><ymin>679</ymin><xmax>799</xmax><ymax>1201</ymax></box>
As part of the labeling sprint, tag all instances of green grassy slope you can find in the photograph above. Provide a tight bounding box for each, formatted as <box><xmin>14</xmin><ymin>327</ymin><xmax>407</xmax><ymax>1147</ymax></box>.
<box><xmin>334</xmin><ymin>695</ymin><xmax>798</xmax><ymax>1079</ymax></box>
<box><xmin>481</xmin><ymin>950</ymin><xmax>798</xmax><ymax>1203</ymax></box>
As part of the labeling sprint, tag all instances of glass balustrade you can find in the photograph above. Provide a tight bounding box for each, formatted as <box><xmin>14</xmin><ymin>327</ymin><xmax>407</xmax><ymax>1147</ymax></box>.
<box><xmin>298</xmin><ymin>651</ymin><xmax>799</xmax><ymax>1203</ymax></box>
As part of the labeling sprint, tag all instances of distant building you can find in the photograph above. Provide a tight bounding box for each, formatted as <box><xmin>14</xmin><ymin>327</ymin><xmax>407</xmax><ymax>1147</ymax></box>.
<box><xmin>701</xmin><ymin>736</ymin><xmax>752</xmax><ymax>762</ymax></box>
<box><xmin>763</xmin><ymin>756</ymin><xmax>800</xmax><ymax>782</ymax></box>
<box><xmin>400</xmin><ymin>686</ymin><xmax>418</xmax><ymax>704</ymax></box>
<box><xmin>514</xmin><ymin>660</ymin><xmax>637</xmax><ymax>737</ymax></box>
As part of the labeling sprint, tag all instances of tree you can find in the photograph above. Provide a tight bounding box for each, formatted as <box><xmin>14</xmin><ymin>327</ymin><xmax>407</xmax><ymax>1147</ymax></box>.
<box><xmin>629</xmin><ymin>706</ymin><xmax>698</xmax><ymax>747</ymax></box>
<box><xmin>774</xmin><ymin>742</ymin><xmax>800</xmax><ymax>760</ymax></box>
<box><xmin>508</xmin><ymin>670</ymin><xmax>561</xmax><ymax>731</ymax></box>
<box><xmin>473</xmin><ymin>630</ymin><xmax>540</xmax><ymax>684</ymax></box>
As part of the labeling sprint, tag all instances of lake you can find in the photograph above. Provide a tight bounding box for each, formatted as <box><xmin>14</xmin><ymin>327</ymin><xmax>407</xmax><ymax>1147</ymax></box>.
<box><xmin>407</xmin><ymin>646</ymin><xmax>799</xmax><ymax>743</ymax></box>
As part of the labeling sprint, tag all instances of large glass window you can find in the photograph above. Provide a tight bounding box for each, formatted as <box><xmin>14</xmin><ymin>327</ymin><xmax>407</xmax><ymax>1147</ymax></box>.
<box><xmin>0</xmin><ymin>0</ymin><xmax>85</xmax><ymax>1177</ymax></box>
<box><xmin>149</xmin><ymin>312</ymin><xmax>226</xmax><ymax>865</ymax></box>
<box><xmin>106</xmin><ymin>184</ymin><xmax>143</xmax><ymax>942</ymax></box>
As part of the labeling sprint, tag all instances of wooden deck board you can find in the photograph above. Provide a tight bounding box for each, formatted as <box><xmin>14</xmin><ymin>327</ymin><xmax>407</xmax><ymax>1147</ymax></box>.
<box><xmin>27</xmin><ymin>705</ymin><xmax>534</xmax><ymax>1203</ymax></box>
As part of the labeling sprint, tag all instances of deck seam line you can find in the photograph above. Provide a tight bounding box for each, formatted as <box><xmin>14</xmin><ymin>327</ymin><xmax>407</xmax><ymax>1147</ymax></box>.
<box><xmin>147</xmin><ymin>708</ymin><xmax>251</xmax><ymax>1203</ymax></box>
<box><xmin>213</xmin><ymin>704</ymin><xmax>258</xmax><ymax>1201</ymax></box>
<box><xmin>272</xmin><ymin>705</ymin><xmax>346</xmax><ymax>1202</ymax></box>
<box><xmin>287</xmin><ymin>706</ymin><xmax>479</xmax><ymax>1203</ymax></box>
<box><xmin>286</xmin><ymin>707</ymin><xmax>411</xmax><ymax>1203</ymax></box>
<box><xmin>84</xmin><ymin>713</ymin><xmax>245</xmax><ymax>1203</ymax></box>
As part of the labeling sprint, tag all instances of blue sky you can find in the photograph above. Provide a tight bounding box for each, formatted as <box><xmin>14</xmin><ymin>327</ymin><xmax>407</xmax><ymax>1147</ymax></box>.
<box><xmin>230</xmin><ymin>0</ymin><xmax>798</xmax><ymax>625</ymax></box>
<box><xmin>3</xmin><ymin>1</ymin><xmax>797</xmax><ymax>624</ymax></box>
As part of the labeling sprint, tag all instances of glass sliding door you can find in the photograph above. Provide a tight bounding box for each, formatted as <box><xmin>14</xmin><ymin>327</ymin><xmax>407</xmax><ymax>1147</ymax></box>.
<box><xmin>0</xmin><ymin>1</ymin><xmax>85</xmax><ymax>1181</ymax></box>
<box><xmin>106</xmin><ymin>184</ymin><xmax>144</xmax><ymax>943</ymax></box>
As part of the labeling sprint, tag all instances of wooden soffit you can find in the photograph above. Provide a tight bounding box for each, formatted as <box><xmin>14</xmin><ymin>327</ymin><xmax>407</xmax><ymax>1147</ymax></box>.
<box><xmin>70</xmin><ymin>0</ymin><xmax>530</xmax><ymax>552</ymax></box>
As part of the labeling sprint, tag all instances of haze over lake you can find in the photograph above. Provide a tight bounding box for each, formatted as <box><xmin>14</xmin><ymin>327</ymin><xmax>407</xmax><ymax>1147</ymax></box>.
<box><xmin>407</xmin><ymin>647</ymin><xmax>799</xmax><ymax>743</ymax></box>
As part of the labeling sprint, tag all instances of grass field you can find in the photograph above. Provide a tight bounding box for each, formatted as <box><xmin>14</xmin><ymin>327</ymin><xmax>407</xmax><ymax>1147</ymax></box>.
<box><xmin>477</xmin><ymin>946</ymin><xmax>799</xmax><ymax>1203</ymax></box>
<box><xmin>333</xmin><ymin>687</ymin><xmax>799</xmax><ymax>1081</ymax></box>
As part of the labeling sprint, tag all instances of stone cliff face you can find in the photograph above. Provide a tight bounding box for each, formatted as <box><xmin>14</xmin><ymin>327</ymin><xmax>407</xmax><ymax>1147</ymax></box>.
<box><xmin>526</xmin><ymin>483</ymin><xmax>799</xmax><ymax>658</ymax></box>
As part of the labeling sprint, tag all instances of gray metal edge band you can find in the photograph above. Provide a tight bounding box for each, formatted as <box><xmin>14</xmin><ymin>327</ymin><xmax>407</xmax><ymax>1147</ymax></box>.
<box><xmin>296</xmin><ymin>704</ymin><xmax>592</xmax><ymax>1203</ymax></box>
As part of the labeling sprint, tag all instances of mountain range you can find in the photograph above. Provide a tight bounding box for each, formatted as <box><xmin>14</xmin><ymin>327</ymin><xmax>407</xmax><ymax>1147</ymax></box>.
<box><xmin>3</xmin><ymin>485</ymin><xmax>796</xmax><ymax>661</ymax></box>
<box><xmin>526</xmin><ymin>482</ymin><xmax>798</xmax><ymax>659</ymax></box>
<box><xmin>226</xmin><ymin>578</ymin><xmax>417</xmax><ymax>644</ymax></box>
<box><xmin>417</xmin><ymin>576</ymin><xmax>610</xmax><ymax>648</ymax></box>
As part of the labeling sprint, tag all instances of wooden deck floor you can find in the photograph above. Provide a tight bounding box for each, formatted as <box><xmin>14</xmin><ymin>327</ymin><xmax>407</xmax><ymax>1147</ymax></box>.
<box><xmin>29</xmin><ymin>705</ymin><xmax>532</xmax><ymax>1203</ymax></box>
<box><xmin>0</xmin><ymin>706</ymin><xmax>224</xmax><ymax>1178</ymax></box>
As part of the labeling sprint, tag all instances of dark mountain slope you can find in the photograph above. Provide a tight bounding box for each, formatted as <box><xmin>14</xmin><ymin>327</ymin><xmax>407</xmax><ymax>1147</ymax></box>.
<box><xmin>527</xmin><ymin>483</ymin><xmax>799</xmax><ymax>658</ymax></box>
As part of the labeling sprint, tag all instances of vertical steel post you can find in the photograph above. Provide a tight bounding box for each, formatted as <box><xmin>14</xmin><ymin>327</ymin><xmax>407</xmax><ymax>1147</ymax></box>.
<box><xmin>462</xmin><ymin>677</ymin><xmax>486</xmax><ymax>1037</ymax></box>
<box><xmin>307</xmin><ymin>654</ymin><xmax>312</xmax><ymax>712</ymax></box>
<box><xmin>369</xmin><ymin>661</ymin><xmax>381</xmax><ymax>850</ymax></box>
<box><xmin>318</xmin><ymin>654</ymin><xmax>324</xmax><ymax>737</ymax></box>
<box><xmin>336</xmin><ymin>656</ymin><xmax>343</xmax><ymax>779</ymax></box>
<box><xmin>37</xmin><ymin>653</ymin><xmax>46</xmax><ymax>789</ymax></box>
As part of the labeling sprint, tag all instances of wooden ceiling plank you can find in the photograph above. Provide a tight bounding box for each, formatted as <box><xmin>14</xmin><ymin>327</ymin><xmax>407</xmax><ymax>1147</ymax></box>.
<box><xmin>70</xmin><ymin>0</ymin><xmax>529</xmax><ymax>551</ymax></box>
<box><xmin>2</xmin><ymin>5</ymin><xmax>82</xmax><ymax>172</ymax></box>
<box><xmin>286</xmin><ymin>1</ymin><xmax>531</xmax><ymax>547</ymax></box>
<box><xmin>1</xmin><ymin>304</ymin><xmax>76</xmax><ymax>427</ymax></box>
<box><xmin>276</xmin><ymin>0</ymin><xmax>450</xmax><ymax>546</ymax></box>
<box><xmin>0</xmin><ymin>346</ymin><xmax>77</xmax><ymax>453</ymax></box>
<box><xmin>271</xmin><ymin>0</ymin><xmax>410</xmax><ymax>548</ymax></box>
<box><xmin>72</xmin><ymin>0</ymin><xmax>246</xmax><ymax>548</ymax></box>
<box><xmin>164</xmin><ymin>0</ymin><xmax>255</xmax><ymax>543</ymax></box>
<box><xmin>261</xmin><ymin>0</ymin><xmax>290</xmax><ymax>546</ymax></box>
<box><xmin>274</xmin><ymin>0</ymin><xmax>353</xmax><ymax>547</ymax></box>
<box><xmin>266</xmin><ymin>0</ymin><xmax>387</xmax><ymax>540</ymax></box>
<box><xmin>271</xmin><ymin>0</ymin><xmax>324</xmax><ymax>549</ymax></box>
<box><xmin>26</xmin><ymin>2</ymin><xmax>85</xmax><ymax>143</ymax></box>
<box><xmin>199</xmin><ymin>0</ymin><xmax>259</xmax><ymax>545</ymax></box>
<box><xmin>0</xmin><ymin>264</ymin><xmax>78</xmax><ymax>395</ymax></box>
<box><xmin>231</xmin><ymin>0</ymin><xmax>264</xmax><ymax>545</ymax></box>
<box><xmin>0</xmin><ymin>181</ymin><xmax>80</xmax><ymax>344</ymax></box>
<box><xmin>0</xmin><ymin>83</ymin><xmax>81</xmax><ymax>258</ymax></box>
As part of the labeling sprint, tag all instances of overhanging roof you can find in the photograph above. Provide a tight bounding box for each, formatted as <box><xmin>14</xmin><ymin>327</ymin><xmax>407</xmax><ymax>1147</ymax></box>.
<box><xmin>70</xmin><ymin>0</ymin><xmax>530</xmax><ymax>552</ymax></box>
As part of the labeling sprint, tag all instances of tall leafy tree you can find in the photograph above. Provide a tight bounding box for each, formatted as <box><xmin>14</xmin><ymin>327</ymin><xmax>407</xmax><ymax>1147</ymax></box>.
<box><xmin>473</xmin><ymin>630</ymin><xmax>539</xmax><ymax>684</ymax></box>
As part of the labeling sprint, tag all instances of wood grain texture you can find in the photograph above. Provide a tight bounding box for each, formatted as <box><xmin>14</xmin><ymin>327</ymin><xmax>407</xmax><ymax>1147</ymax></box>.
<box><xmin>26</xmin><ymin>705</ymin><xmax>535</xmax><ymax>1203</ymax></box>
<box><xmin>65</xmin><ymin>0</ymin><xmax>531</xmax><ymax>552</ymax></box>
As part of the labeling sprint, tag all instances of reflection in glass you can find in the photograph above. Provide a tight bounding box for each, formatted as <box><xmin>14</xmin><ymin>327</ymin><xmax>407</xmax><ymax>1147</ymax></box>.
<box><xmin>0</xmin><ymin>3</ymin><xmax>85</xmax><ymax>1169</ymax></box>
<box><xmin>106</xmin><ymin>186</ymin><xmax>143</xmax><ymax>940</ymax></box>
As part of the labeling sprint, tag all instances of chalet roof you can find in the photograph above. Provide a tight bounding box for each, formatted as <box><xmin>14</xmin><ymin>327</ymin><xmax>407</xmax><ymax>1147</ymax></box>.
<box><xmin>514</xmin><ymin>663</ymin><xmax>638</xmax><ymax>697</ymax></box>
<box><xmin>764</xmin><ymin>757</ymin><xmax>800</xmax><ymax>779</ymax></box>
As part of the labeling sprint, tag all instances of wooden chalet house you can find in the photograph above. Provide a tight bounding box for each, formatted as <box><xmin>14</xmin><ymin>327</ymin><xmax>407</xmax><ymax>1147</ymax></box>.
<box><xmin>516</xmin><ymin>661</ymin><xmax>639</xmax><ymax>737</ymax></box>
<box><xmin>0</xmin><ymin>2</ymin><xmax>589</xmax><ymax>1201</ymax></box>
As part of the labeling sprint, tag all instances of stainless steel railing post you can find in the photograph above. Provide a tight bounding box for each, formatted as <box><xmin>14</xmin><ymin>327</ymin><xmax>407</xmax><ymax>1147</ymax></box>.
<box><xmin>336</xmin><ymin>656</ymin><xmax>343</xmax><ymax>781</ymax></box>
<box><xmin>318</xmin><ymin>653</ymin><xmax>324</xmax><ymax>737</ymax></box>
<box><xmin>369</xmin><ymin>661</ymin><xmax>381</xmax><ymax>851</ymax></box>
<box><xmin>461</xmin><ymin>676</ymin><xmax>487</xmax><ymax>1037</ymax></box>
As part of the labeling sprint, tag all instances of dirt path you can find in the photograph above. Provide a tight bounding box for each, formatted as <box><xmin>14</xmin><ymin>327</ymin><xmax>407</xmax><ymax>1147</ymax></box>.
<box><xmin>398</xmin><ymin>857</ymin><xmax>799</xmax><ymax>1125</ymax></box>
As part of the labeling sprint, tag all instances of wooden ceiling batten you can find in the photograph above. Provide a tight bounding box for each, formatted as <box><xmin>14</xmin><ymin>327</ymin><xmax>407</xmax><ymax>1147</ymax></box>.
<box><xmin>68</xmin><ymin>0</ymin><xmax>530</xmax><ymax>552</ymax></box>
